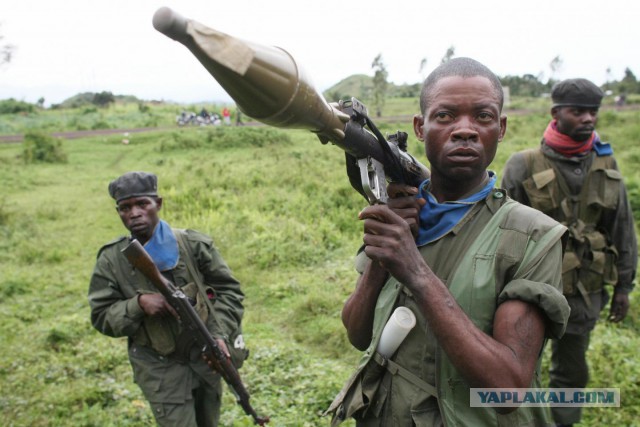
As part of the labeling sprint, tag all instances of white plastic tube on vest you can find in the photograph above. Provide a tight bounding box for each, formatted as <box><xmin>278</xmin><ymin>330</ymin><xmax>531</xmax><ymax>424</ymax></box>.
<box><xmin>376</xmin><ymin>306</ymin><xmax>417</xmax><ymax>358</ymax></box>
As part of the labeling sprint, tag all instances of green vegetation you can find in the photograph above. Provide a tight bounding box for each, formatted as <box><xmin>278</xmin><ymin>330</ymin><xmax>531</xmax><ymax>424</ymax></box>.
<box><xmin>21</xmin><ymin>131</ymin><xmax>68</xmax><ymax>164</ymax></box>
<box><xmin>0</xmin><ymin>98</ymin><xmax>36</xmax><ymax>114</ymax></box>
<box><xmin>0</xmin><ymin>100</ymin><xmax>639</xmax><ymax>426</ymax></box>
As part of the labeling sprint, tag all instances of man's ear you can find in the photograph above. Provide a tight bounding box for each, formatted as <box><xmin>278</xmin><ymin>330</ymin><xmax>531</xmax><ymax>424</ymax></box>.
<box><xmin>551</xmin><ymin>106</ymin><xmax>559</xmax><ymax>119</ymax></box>
<box><xmin>413</xmin><ymin>114</ymin><xmax>425</xmax><ymax>141</ymax></box>
<box><xmin>498</xmin><ymin>115</ymin><xmax>507</xmax><ymax>142</ymax></box>
<box><xmin>155</xmin><ymin>197</ymin><xmax>163</xmax><ymax>211</ymax></box>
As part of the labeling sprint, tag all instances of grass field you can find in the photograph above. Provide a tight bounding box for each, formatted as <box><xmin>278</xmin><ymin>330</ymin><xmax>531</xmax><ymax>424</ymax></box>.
<box><xmin>0</xmin><ymin>102</ymin><xmax>639</xmax><ymax>426</ymax></box>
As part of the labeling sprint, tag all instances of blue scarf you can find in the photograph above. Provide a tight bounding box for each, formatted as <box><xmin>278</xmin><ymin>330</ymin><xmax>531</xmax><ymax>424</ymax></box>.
<box><xmin>592</xmin><ymin>133</ymin><xmax>613</xmax><ymax>156</ymax></box>
<box><xmin>143</xmin><ymin>220</ymin><xmax>179</xmax><ymax>271</ymax></box>
<box><xmin>416</xmin><ymin>173</ymin><xmax>497</xmax><ymax>246</ymax></box>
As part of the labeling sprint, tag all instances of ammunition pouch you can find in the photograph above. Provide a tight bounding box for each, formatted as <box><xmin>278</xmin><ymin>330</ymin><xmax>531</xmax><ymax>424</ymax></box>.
<box><xmin>585</xmin><ymin>168</ymin><xmax>622</xmax><ymax>210</ymax></box>
<box><xmin>561</xmin><ymin>226</ymin><xmax>618</xmax><ymax>296</ymax></box>
<box><xmin>521</xmin><ymin>149</ymin><xmax>621</xmax><ymax>297</ymax></box>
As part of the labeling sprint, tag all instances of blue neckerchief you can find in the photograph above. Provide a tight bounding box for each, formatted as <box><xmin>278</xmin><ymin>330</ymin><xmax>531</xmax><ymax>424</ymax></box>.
<box><xmin>416</xmin><ymin>172</ymin><xmax>497</xmax><ymax>246</ymax></box>
<box><xmin>143</xmin><ymin>219</ymin><xmax>179</xmax><ymax>271</ymax></box>
<box><xmin>592</xmin><ymin>132</ymin><xmax>613</xmax><ymax>156</ymax></box>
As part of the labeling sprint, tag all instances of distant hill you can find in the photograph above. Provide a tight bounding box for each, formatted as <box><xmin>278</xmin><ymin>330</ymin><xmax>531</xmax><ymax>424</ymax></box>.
<box><xmin>54</xmin><ymin>92</ymin><xmax>142</xmax><ymax>109</ymax></box>
<box><xmin>323</xmin><ymin>75</ymin><xmax>421</xmax><ymax>103</ymax></box>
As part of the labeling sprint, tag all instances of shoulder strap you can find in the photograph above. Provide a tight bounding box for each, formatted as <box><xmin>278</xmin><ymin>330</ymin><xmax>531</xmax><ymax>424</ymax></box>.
<box><xmin>173</xmin><ymin>229</ymin><xmax>230</xmax><ymax>339</ymax></box>
<box><xmin>174</xmin><ymin>229</ymin><xmax>205</xmax><ymax>289</ymax></box>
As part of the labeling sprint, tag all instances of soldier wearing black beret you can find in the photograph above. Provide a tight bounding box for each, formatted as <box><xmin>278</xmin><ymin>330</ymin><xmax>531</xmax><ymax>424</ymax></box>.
<box><xmin>551</xmin><ymin>78</ymin><xmax>604</xmax><ymax>108</ymax></box>
<box><xmin>502</xmin><ymin>79</ymin><xmax>637</xmax><ymax>426</ymax></box>
<box><xmin>108</xmin><ymin>171</ymin><xmax>158</xmax><ymax>203</ymax></box>
<box><xmin>89</xmin><ymin>171</ymin><xmax>247</xmax><ymax>426</ymax></box>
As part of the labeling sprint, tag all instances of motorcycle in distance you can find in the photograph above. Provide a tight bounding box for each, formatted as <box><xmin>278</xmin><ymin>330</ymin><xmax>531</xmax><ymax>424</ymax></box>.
<box><xmin>176</xmin><ymin>110</ymin><xmax>222</xmax><ymax>126</ymax></box>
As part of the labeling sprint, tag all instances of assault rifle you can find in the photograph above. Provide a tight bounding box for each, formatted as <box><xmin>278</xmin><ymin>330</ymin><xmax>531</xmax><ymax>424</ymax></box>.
<box><xmin>121</xmin><ymin>239</ymin><xmax>269</xmax><ymax>426</ymax></box>
<box><xmin>152</xmin><ymin>7</ymin><xmax>429</xmax><ymax>204</ymax></box>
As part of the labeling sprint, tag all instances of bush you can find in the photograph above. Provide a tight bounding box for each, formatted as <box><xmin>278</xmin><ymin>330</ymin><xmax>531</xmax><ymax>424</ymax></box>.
<box><xmin>22</xmin><ymin>131</ymin><xmax>68</xmax><ymax>164</ymax></box>
<box><xmin>0</xmin><ymin>98</ymin><xmax>35</xmax><ymax>114</ymax></box>
<box><xmin>93</xmin><ymin>91</ymin><xmax>115</xmax><ymax>108</ymax></box>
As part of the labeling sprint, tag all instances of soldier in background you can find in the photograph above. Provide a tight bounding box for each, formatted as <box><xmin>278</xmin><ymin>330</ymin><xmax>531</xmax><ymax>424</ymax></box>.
<box><xmin>501</xmin><ymin>78</ymin><xmax>637</xmax><ymax>427</ymax></box>
<box><xmin>88</xmin><ymin>171</ymin><xmax>247</xmax><ymax>426</ymax></box>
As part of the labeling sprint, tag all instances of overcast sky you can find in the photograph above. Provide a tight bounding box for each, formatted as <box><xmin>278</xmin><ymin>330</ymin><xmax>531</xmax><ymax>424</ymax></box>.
<box><xmin>1</xmin><ymin>0</ymin><xmax>638</xmax><ymax>106</ymax></box>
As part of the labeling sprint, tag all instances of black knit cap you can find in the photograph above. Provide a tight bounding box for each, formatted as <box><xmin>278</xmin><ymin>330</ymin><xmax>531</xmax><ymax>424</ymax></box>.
<box><xmin>108</xmin><ymin>171</ymin><xmax>158</xmax><ymax>203</ymax></box>
<box><xmin>551</xmin><ymin>78</ymin><xmax>603</xmax><ymax>108</ymax></box>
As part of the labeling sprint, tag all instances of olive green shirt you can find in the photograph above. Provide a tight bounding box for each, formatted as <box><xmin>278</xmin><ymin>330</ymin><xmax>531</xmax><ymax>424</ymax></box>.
<box><xmin>350</xmin><ymin>191</ymin><xmax>568</xmax><ymax>426</ymax></box>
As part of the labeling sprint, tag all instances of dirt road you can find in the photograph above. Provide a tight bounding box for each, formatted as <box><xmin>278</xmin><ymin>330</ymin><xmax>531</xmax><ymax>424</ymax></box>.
<box><xmin>2</xmin><ymin>104</ymin><xmax>636</xmax><ymax>144</ymax></box>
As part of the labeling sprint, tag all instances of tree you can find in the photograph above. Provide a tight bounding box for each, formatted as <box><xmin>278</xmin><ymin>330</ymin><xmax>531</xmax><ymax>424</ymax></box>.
<box><xmin>371</xmin><ymin>53</ymin><xmax>388</xmax><ymax>118</ymax></box>
<box><xmin>440</xmin><ymin>46</ymin><xmax>455</xmax><ymax>64</ymax></box>
<box><xmin>619</xmin><ymin>67</ymin><xmax>639</xmax><ymax>94</ymax></box>
<box><xmin>92</xmin><ymin>91</ymin><xmax>115</xmax><ymax>108</ymax></box>
<box><xmin>603</xmin><ymin>67</ymin><xmax>614</xmax><ymax>92</ymax></box>
<box><xmin>606</xmin><ymin>67</ymin><xmax>613</xmax><ymax>83</ymax></box>
<box><xmin>549</xmin><ymin>55</ymin><xmax>563</xmax><ymax>83</ymax></box>
<box><xmin>419</xmin><ymin>57</ymin><xmax>428</xmax><ymax>77</ymax></box>
<box><xmin>0</xmin><ymin>25</ymin><xmax>15</xmax><ymax>67</ymax></box>
<box><xmin>499</xmin><ymin>74</ymin><xmax>548</xmax><ymax>97</ymax></box>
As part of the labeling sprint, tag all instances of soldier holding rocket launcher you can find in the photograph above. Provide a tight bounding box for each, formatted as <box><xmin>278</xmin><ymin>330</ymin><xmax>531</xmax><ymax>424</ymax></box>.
<box><xmin>151</xmin><ymin>8</ymin><xmax>570</xmax><ymax>426</ymax></box>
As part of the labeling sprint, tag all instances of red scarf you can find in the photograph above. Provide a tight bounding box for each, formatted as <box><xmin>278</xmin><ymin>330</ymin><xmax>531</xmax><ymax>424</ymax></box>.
<box><xmin>543</xmin><ymin>120</ymin><xmax>594</xmax><ymax>156</ymax></box>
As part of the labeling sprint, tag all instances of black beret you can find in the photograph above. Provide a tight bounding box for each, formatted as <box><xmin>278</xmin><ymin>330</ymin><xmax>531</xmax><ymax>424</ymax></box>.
<box><xmin>551</xmin><ymin>78</ymin><xmax>603</xmax><ymax>108</ymax></box>
<box><xmin>108</xmin><ymin>171</ymin><xmax>158</xmax><ymax>202</ymax></box>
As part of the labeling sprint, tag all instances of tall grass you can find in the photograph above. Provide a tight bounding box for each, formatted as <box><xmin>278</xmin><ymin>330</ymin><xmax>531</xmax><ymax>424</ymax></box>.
<box><xmin>0</xmin><ymin>106</ymin><xmax>639</xmax><ymax>426</ymax></box>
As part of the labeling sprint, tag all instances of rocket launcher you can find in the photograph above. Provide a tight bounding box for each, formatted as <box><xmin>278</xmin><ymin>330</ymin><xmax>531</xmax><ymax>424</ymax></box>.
<box><xmin>152</xmin><ymin>7</ymin><xmax>429</xmax><ymax>204</ymax></box>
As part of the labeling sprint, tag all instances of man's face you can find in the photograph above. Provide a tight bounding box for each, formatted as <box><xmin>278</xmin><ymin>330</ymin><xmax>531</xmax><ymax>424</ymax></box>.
<box><xmin>116</xmin><ymin>196</ymin><xmax>162</xmax><ymax>243</ymax></box>
<box><xmin>552</xmin><ymin>106</ymin><xmax>598</xmax><ymax>142</ymax></box>
<box><xmin>413</xmin><ymin>75</ymin><xmax>506</xmax><ymax>190</ymax></box>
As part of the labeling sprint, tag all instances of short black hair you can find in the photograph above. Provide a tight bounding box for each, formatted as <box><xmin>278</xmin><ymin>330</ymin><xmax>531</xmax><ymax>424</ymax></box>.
<box><xmin>420</xmin><ymin>57</ymin><xmax>504</xmax><ymax>114</ymax></box>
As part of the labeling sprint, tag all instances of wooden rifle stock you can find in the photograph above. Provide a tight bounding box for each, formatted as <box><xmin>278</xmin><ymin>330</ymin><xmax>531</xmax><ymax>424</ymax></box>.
<box><xmin>122</xmin><ymin>239</ymin><xmax>269</xmax><ymax>426</ymax></box>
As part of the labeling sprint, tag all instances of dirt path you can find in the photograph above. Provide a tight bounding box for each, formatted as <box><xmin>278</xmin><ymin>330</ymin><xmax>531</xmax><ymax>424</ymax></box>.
<box><xmin>0</xmin><ymin>123</ymin><xmax>265</xmax><ymax>144</ymax></box>
<box><xmin>0</xmin><ymin>126</ymin><xmax>173</xmax><ymax>144</ymax></box>
<box><xmin>2</xmin><ymin>104</ymin><xmax>637</xmax><ymax>144</ymax></box>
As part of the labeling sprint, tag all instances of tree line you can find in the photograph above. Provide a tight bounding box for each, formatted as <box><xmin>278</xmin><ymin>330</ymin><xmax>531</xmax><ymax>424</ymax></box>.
<box><xmin>362</xmin><ymin>51</ymin><xmax>639</xmax><ymax>117</ymax></box>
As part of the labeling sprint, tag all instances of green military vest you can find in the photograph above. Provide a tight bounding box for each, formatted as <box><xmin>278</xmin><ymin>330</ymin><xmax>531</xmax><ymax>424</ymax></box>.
<box><xmin>328</xmin><ymin>198</ymin><xmax>567</xmax><ymax>426</ymax></box>
<box><xmin>521</xmin><ymin>148</ymin><xmax>620</xmax><ymax>297</ymax></box>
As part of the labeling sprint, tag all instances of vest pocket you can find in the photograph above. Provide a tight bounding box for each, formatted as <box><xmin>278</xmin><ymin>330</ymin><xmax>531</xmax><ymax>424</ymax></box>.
<box><xmin>561</xmin><ymin>252</ymin><xmax>581</xmax><ymax>295</ymax></box>
<box><xmin>522</xmin><ymin>169</ymin><xmax>559</xmax><ymax>214</ymax></box>
<box><xmin>343</xmin><ymin>357</ymin><xmax>389</xmax><ymax>421</ymax></box>
<box><xmin>583</xmin><ymin>247</ymin><xmax>618</xmax><ymax>291</ymax></box>
<box><xmin>586</xmin><ymin>168</ymin><xmax>621</xmax><ymax>209</ymax></box>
